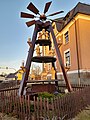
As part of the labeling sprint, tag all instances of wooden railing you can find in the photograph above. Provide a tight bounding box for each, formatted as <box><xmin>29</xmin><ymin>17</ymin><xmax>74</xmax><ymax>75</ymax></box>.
<box><xmin>58</xmin><ymin>83</ymin><xmax>90</xmax><ymax>93</ymax></box>
<box><xmin>0</xmin><ymin>85</ymin><xmax>90</xmax><ymax>119</ymax></box>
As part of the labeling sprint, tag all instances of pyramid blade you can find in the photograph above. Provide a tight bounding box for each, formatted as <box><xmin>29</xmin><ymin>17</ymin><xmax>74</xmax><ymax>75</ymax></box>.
<box><xmin>27</xmin><ymin>2</ymin><xmax>39</xmax><ymax>15</ymax></box>
<box><xmin>48</xmin><ymin>19</ymin><xmax>64</xmax><ymax>23</ymax></box>
<box><xmin>47</xmin><ymin>11</ymin><xmax>64</xmax><ymax>17</ymax></box>
<box><xmin>26</xmin><ymin>20</ymin><xmax>36</xmax><ymax>27</ymax></box>
<box><xmin>44</xmin><ymin>1</ymin><xmax>52</xmax><ymax>14</ymax></box>
<box><xmin>21</xmin><ymin>12</ymin><xmax>35</xmax><ymax>18</ymax></box>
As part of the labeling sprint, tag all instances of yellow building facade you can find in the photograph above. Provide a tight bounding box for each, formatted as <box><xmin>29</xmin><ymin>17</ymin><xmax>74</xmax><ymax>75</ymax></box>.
<box><xmin>52</xmin><ymin>2</ymin><xmax>90</xmax><ymax>84</ymax></box>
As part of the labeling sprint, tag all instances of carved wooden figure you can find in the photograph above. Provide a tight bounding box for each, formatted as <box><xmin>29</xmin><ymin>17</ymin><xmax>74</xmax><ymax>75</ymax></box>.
<box><xmin>35</xmin><ymin>44</ymin><xmax>41</xmax><ymax>56</ymax></box>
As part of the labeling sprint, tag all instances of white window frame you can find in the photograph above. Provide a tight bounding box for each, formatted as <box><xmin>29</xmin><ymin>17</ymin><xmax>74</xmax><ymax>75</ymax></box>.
<box><xmin>64</xmin><ymin>49</ymin><xmax>71</xmax><ymax>67</ymax></box>
<box><xmin>64</xmin><ymin>31</ymin><xmax>69</xmax><ymax>44</ymax></box>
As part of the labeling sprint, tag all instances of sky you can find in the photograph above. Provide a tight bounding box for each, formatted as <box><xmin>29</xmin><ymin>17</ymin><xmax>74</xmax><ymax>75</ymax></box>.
<box><xmin>0</xmin><ymin>0</ymin><xmax>90</xmax><ymax>74</ymax></box>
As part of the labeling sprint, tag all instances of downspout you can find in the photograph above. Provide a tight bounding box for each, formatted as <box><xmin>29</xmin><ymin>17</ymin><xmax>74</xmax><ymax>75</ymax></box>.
<box><xmin>74</xmin><ymin>19</ymin><xmax>81</xmax><ymax>84</ymax></box>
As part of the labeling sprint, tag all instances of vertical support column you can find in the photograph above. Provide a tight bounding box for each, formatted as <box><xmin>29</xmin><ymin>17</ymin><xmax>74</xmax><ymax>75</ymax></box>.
<box><xmin>49</xmin><ymin>23</ymin><xmax>72</xmax><ymax>92</ymax></box>
<box><xmin>19</xmin><ymin>23</ymin><xmax>39</xmax><ymax>96</ymax></box>
<box><xmin>52</xmin><ymin>62</ymin><xmax>58</xmax><ymax>91</ymax></box>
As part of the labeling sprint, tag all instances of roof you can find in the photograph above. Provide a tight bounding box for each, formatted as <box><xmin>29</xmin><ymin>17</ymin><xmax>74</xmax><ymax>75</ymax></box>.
<box><xmin>6</xmin><ymin>73</ymin><xmax>16</xmax><ymax>78</ymax></box>
<box><xmin>54</xmin><ymin>2</ymin><xmax>90</xmax><ymax>32</ymax></box>
<box><xmin>5</xmin><ymin>71</ymin><xmax>18</xmax><ymax>79</ymax></box>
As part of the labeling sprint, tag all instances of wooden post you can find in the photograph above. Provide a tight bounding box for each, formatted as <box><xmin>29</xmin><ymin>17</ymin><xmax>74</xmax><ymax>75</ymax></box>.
<box><xmin>19</xmin><ymin>22</ymin><xmax>39</xmax><ymax>96</ymax></box>
<box><xmin>49</xmin><ymin>22</ymin><xmax>72</xmax><ymax>92</ymax></box>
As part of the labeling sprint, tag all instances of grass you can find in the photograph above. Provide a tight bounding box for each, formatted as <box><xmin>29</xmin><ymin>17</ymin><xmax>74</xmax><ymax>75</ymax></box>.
<box><xmin>0</xmin><ymin>113</ymin><xmax>18</xmax><ymax>120</ymax></box>
<box><xmin>74</xmin><ymin>106</ymin><xmax>90</xmax><ymax>120</ymax></box>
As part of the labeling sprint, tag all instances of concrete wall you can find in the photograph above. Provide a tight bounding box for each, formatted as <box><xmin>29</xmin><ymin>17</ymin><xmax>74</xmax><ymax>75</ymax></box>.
<box><xmin>58</xmin><ymin>72</ymin><xmax>90</xmax><ymax>84</ymax></box>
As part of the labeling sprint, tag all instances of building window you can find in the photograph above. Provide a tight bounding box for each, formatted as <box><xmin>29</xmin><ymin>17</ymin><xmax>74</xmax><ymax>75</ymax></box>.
<box><xmin>64</xmin><ymin>31</ymin><xmax>69</xmax><ymax>44</ymax></box>
<box><xmin>64</xmin><ymin>50</ymin><xmax>70</xmax><ymax>67</ymax></box>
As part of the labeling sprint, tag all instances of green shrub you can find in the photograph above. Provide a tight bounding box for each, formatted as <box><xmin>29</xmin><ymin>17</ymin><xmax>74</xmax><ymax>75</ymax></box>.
<box><xmin>38</xmin><ymin>92</ymin><xmax>54</xmax><ymax>100</ymax></box>
<box><xmin>30</xmin><ymin>104</ymin><xmax>34</xmax><ymax>112</ymax></box>
<box><xmin>38</xmin><ymin>92</ymin><xmax>64</xmax><ymax>99</ymax></box>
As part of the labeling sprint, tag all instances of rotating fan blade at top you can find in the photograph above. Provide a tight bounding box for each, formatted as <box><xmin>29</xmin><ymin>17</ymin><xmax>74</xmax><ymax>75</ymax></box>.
<box><xmin>27</xmin><ymin>2</ymin><xmax>39</xmax><ymax>15</ymax></box>
<box><xmin>26</xmin><ymin>20</ymin><xmax>36</xmax><ymax>27</ymax></box>
<box><xmin>47</xmin><ymin>11</ymin><xmax>64</xmax><ymax>17</ymax></box>
<box><xmin>21</xmin><ymin>12</ymin><xmax>36</xmax><ymax>18</ymax></box>
<box><xmin>44</xmin><ymin>1</ymin><xmax>52</xmax><ymax>14</ymax></box>
<box><xmin>49</xmin><ymin>19</ymin><xmax>64</xmax><ymax>23</ymax></box>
